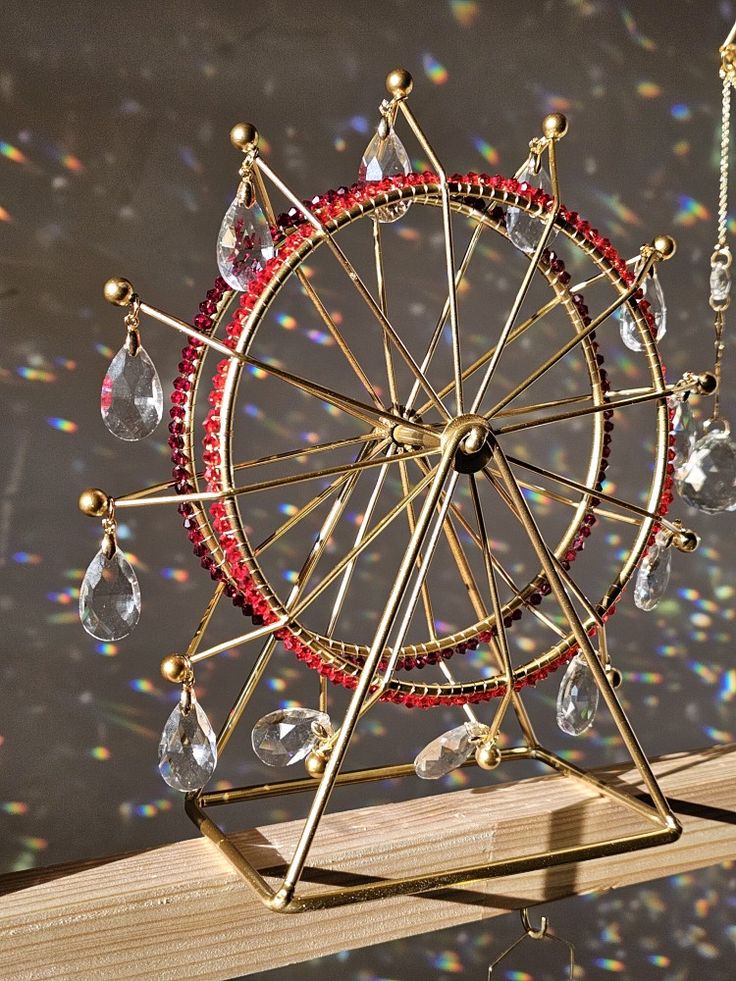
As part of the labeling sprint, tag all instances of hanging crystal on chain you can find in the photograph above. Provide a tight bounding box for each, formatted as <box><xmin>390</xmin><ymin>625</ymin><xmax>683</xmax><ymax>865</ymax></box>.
<box><xmin>217</xmin><ymin>125</ymin><xmax>276</xmax><ymax>291</ymax></box>
<box><xmin>79</xmin><ymin>498</ymin><xmax>141</xmax><ymax>641</ymax></box>
<box><xmin>506</xmin><ymin>146</ymin><xmax>555</xmax><ymax>254</ymax></box>
<box><xmin>619</xmin><ymin>260</ymin><xmax>667</xmax><ymax>352</ymax></box>
<box><xmin>101</xmin><ymin>294</ymin><xmax>163</xmax><ymax>441</ymax></box>
<box><xmin>158</xmin><ymin>659</ymin><xmax>217</xmax><ymax>792</ymax></box>
<box><xmin>358</xmin><ymin>98</ymin><xmax>411</xmax><ymax>222</ymax></box>
<box><xmin>678</xmin><ymin>56</ymin><xmax>736</xmax><ymax>512</ymax></box>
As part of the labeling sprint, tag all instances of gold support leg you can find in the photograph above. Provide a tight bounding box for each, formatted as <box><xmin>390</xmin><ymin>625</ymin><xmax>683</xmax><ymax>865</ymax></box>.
<box><xmin>490</xmin><ymin>437</ymin><xmax>680</xmax><ymax>833</ymax></box>
<box><xmin>274</xmin><ymin>430</ymin><xmax>466</xmax><ymax>908</ymax></box>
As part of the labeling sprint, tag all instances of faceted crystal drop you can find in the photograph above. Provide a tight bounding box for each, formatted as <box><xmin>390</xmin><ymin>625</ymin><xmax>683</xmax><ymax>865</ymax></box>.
<box><xmin>619</xmin><ymin>268</ymin><xmax>666</xmax><ymax>352</ymax></box>
<box><xmin>676</xmin><ymin>428</ymin><xmax>736</xmax><ymax>513</ymax></box>
<box><xmin>414</xmin><ymin>722</ymin><xmax>486</xmax><ymax>780</ymax></box>
<box><xmin>556</xmin><ymin>654</ymin><xmax>599</xmax><ymax>736</ymax></box>
<box><xmin>358</xmin><ymin>129</ymin><xmax>411</xmax><ymax>223</ymax></box>
<box><xmin>101</xmin><ymin>345</ymin><xmax>163</xmax><ymax>441</ymax></box>
<box><xmin>251</xmin><ymin>707</ymin><xmax>332</xmax><ymax>767</ymax></box>
<box><xmin>669</xmin><ymin>394</ymin><xmax>696</xmax><ymax>475</ymax></box>
<box><xmin>634</xmin><ymin>531</ymin><xmax>672</xmax><ymax>611</ymax></box>
<box><xmin>710</xmin><ymin>262</ymin><xmax>731</xmax><ymax>304</ymax></box>
<box><xmin>79</xmin><ymin>548</ymin><xmax>141</xmax><ymax>641</ymax></box>
<box><xmin>506</xmin><ymin>160</ymin><xmax>555</xmax><ymax>254</ymax></box>
<box><xmin>158</xmin><ymin>693</ymin><xmax>217</xmax><ymax>792</ymax></box>
<box><xmin>217</xmin><ymin>196</ymin><xmax>275</xmax><ymax>291</ymax></box>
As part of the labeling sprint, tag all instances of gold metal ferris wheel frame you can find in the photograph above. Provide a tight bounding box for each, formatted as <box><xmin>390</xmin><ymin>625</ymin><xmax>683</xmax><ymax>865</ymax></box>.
<box><xmin>86</xmin><ymin>69</ymin><xmax>713</xmax><ymax>912</ymax></box>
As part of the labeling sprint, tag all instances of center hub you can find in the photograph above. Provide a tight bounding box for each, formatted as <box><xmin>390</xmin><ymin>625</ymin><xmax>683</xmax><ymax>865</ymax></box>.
<box><xmin>445</xmin><ymin>414</ymin><xmax>495</xmax><ymax>474</ymax></box>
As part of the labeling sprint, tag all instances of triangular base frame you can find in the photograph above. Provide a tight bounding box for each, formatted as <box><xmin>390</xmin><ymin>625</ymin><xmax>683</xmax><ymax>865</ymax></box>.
<box><xmin>185</xmin><ymin>726</ymin><xmax>680</xmax><ymax>913</ymax></box>
<box><xmin>185</xmin><ymin>434</ymin><xmax>681</xmax><ymax>912</ymax></box>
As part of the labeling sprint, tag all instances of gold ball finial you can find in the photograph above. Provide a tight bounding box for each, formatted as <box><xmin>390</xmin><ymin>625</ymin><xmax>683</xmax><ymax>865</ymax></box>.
<box><xmin>697</xmin><ymin>371</ymin><xmax>718</xmax><ymax>396</ymax></box>
<box><xmin>230</xmin><ymin>122</ymin><xmax>259</xmax><ymax>152</ymax></box>
<box><xmin>305</xmin><ymin>749</ymin><xmax>328</xmax><ymax>778</ymax></box>
<box><xmin>674</xmin><ymin>528</ymin><xmax>700</xmax><ymax>553</ymax></box>
<box><xmin>103</xmin><ymin>277</ymin><xmax>134</xmax><ymax>307</ymax></box>
<box><xmin>653</xmin><ymin>234</ymin><xmax>677</xmax><ymax>260</ymax></box>
<box><xmin>78</xmin><ymin>487</ymin><xmax>109</xmax><ymax>517</ymax></box>
<box><xmin>606</xmin><ymin>666</ymin><xmax>623</xmax><ymax>690</ymax></box>
<box><xmin>160</xmin><ymin>654</ymin><xmax>193</xmax><ymax>685</ymax></box>
<box><xmin>385</xmin><ymin>68</ymin><xmax>413</xmax><ymax>99</ymax></box>
<box><xmin>475</xmin><ymin>742</ymin><xmax>502</xmax><ymax>771</ymax></box>
<box><xmin>542</xmin><ymin>112</ymin><xmax>568</xmax><ymax>140</ymax></box>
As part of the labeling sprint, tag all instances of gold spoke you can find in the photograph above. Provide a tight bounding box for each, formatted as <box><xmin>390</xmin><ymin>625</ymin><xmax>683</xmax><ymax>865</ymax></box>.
<box><xmin>116</xmin><ymin>433</ymin><xmax>376</xmax><ymax>504</ymax></box>
<box><xmin>399</xmin><ymin>100</ymin><xmax>463</xmax><ymax>413</ymax></box>
<box><xmin>504</xmin><ymin>453</ymin><xmax>680</xmax><ymax>533</ymax></box>
<box><xmin>287</xmin><ymin>464</ymin><xmax>440</xmax><ymax>624</ymax></box>
<box><xmin>115</xmin><ymin>445</ymin><xmax>438</xmax><ymax>511</ymax></box>
<box><xmin>468</xmin><ymin>475</ymin><xmax>513</xmax><ymax>740</ymax></box>
<box><xmin>253</xmin><ymin>164</ymin><xmax>385</xmax><ymax>411</ymax></box>
<box><xmin>469</xmin><ymin>203</ymin><xmax>559</xmax><ymax>414</ymax></box>
<box><xmin>414</xmin><ymin>457</ymin><xmax>565</xmax><ymax>638</ymax></box>
<box><xmin>405</xmin><ymin>222</ymin><xmax>485</xmax><ymax>412</ymax></box>
<box><xmin>324</xmin><ymin>446</ymin><xmax>396</xmax><ymax>637</ymax></box>
<box><xmin>485</xmin><ymin>251</ymin><xmax>657</xmax><ymax>420</ymax></box>
<box><xmin>494</xmin><ymin>377</ymin><xmax>694</xmax><ymax>436</ymax></box>
<box><xmin>373</xmin><ymin>220</ymin><xmax>400</xmax><ymax>408</ymax></box>
<box><xmin>255</xmin><ymin>440</ymin><xmax>387</xmax><ymax>556</ymax></box>
<box><xmin>185</xmin><ymin>582</ymin><xmax>227</xmax><ymax>659</ymax></box>
<box><xmin>413</xmin><ymin>290</ymin><xmax>567</xmax><ymax>419</ymax></box>
<box><xmin>256</xmin><ymin>156</ymin><xmax>451</xmax><ymax>421</ymax></box>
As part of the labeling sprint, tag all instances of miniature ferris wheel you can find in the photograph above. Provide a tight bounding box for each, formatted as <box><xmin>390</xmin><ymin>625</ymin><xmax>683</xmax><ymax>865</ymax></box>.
<box><xmin>78</xmin><ymin>68</ymin><xmax>714</xmax><ymax>912</ymax></box>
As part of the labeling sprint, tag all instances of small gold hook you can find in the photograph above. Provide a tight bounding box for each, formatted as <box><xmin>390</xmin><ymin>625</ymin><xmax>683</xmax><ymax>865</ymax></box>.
<box><xmin>520</xmin><ymin>907</ymin><xmax>548</xmax><ymax>940</ymax></box>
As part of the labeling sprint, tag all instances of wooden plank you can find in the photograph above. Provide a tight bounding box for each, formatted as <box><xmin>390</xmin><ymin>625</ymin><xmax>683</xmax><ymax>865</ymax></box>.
<box><xmin>1</xmin><ymin>745</ymin><xmax>735</xmax><ymax>980</ymax></box>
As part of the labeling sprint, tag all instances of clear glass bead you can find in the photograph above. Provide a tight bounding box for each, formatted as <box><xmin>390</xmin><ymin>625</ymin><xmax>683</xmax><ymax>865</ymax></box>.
<box><xmin>79</xmin><ymin>548</ymin><xmax>141</xmax><ymax>641</ymax></box>
<box><xmin>101</xmin><ymin>345</ymin><xmax>163</xmax><ymax>441</ymax></box>
<box><xmin>710</xmin><ymin>261</ymin><xmax>731</xmax><ymax>304</ymax></box>
<box><xmin>669</xmin><ymin>394</ymin><xmax>695</xmax><ymax>475</ymax></box>
<box><xmin>251</xmin><ymin>707</ymin><xmax>332</xmax><ymax>767</ymax></box>
<box><xmin>506</xmin><ymin>158</ymin><xmax>555</xmax><ymax>254</ymax></box>
<box><xmin>414</xmin><ymin>722</ymin><xmax>486</xmax><ymax>780</ymax></box>
<box><xmin>358</xmin><ymin>128</ymin><xmax>411</xmax><ymax>222</ymax></box>
<box><xmin>676</xmin><ymin>426</ymin><xmax>736</xmax><ymax>513</ymax></box>
<box><xmin>619</xmin><ymin>267</ymin><xmax>666</xmax><ymax>352</ymax></box>
<box><xmin>217</xmin><ymin>196</ymin><xmax>275</xmax><ymax>291</ymax></box>
<box><xmin>158</xmin><ymin>692</ymin><xmax>217</xmax><ymax>792</ymax></box>
<box><xmin>556</xmin><ymin>654</ymin><xmax>599</xmax><ymax>736</ymax></box>
<box><xmin>634</xmin><ymin>530</ymin><xmax>672</xmax><ymax>611</ymax></box>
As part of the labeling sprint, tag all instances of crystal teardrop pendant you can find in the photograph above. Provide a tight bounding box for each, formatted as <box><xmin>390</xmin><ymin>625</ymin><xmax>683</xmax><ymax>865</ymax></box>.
<box><xmin>634</xmin><ymin>530</ymin><xmax>672</xmax><ymax>611</ymax></box>
<box><xmin>251</xmin><ymin>707</ymin><xmax>332</xmax><ymax>767</ymax></box>
<box><xmin>676</xmin><ymin>425</ymin><xmax>736</xmax><ymax>512</ymax></box>
<box><xmin>669</xmin><ymin>393</ymin><xmax>696</xmax><ymax>475</ymax></box>
<box><xmin>358</xmin><ymin>128</ymin><xmax>411</xmax><ymax>223</ymax></box>
<box><xmin>619</xmin><ymin>267</ymin><xmax>666</xmax><ymax>352</ymax></box>
<box><xmin>414</xmin><ymin>722</ymin><xmax>487</xmax><ymax>780</ymax></box>
<box><xmin>158</xmin><ymin>691</ymin><xmax>217</xmax><ymax>792</ymax></box>
<box><xmin>79</xmin><ymin>547</ymin><xmax>141</xmax><ymax>641</ymax></box>
<box><xmin>556</xmin><ymin>654</ymin><xmax>599</xmax><ymax>736</ymax></box>
<box><xmin>101</xmin><ymin>345</ymin><xmax>163</xmax><ymax>441</ymax></box>
<box><xmin>217</xmin><ymin>196</ymin><xmax>275</xmax><ymax>291</ymax></box>
<box><xmin>506</xmin><ymin>158</ymin><xmax>555</xmax><ymax>254</ymax></box>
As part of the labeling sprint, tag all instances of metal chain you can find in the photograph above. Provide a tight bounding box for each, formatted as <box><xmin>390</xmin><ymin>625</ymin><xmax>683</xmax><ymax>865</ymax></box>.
<box><xmin>716</xmin><ymin>75</ymin><xmax>732</xmax><ymax>250</ymax></box>
<box><xmin>707</xmin><ymin>47</ymin><xmax>736</xmax><ymax>421</ymax></box>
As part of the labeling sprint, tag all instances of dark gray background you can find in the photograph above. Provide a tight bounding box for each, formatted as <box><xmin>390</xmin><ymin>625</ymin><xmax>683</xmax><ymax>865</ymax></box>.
<box><xmin>2</xmin><ymin>1</ymin><xmax>736</xmax><ymax>978</ymax></box>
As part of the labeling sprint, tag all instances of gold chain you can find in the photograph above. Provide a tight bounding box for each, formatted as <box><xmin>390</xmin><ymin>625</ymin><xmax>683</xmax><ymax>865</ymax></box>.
<box><xmin>717</xmin><ymin>73</ymin><xmax>733</xmax><ymax>249</ymax></box>
<box><xmin>707</xmin><ymin>43</ymin><xmax>736</xmax><ymax>420</ymax></box>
